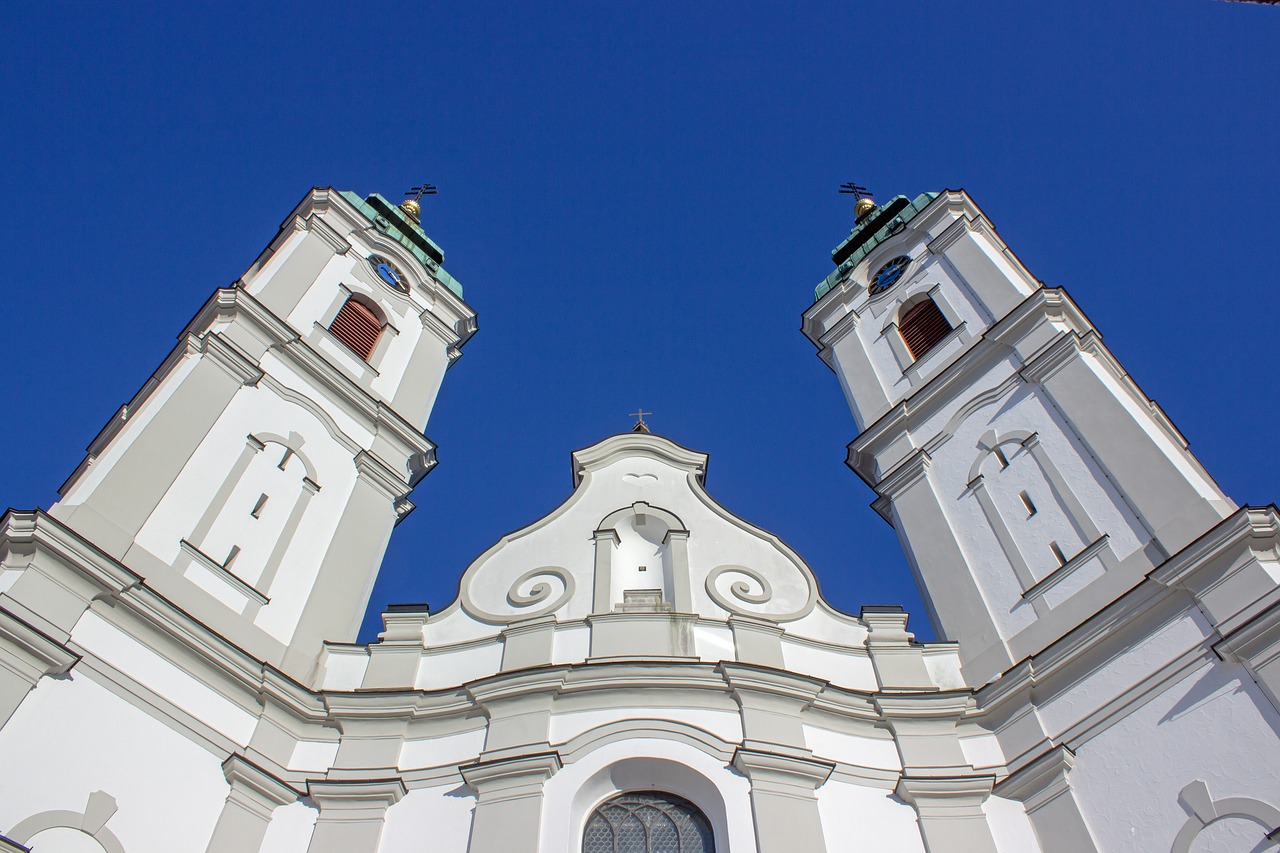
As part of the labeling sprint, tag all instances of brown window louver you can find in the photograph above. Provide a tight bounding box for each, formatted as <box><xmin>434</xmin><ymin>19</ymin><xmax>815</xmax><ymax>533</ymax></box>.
<box><xmin>900</xmin><ymin>298</ymin><xmax>953</xmax><ymax>361</ymax></box>
<box><xmin>329</xmin><ymin>298</ymin><xmax>382</xmax><ymax>361</ymax></box>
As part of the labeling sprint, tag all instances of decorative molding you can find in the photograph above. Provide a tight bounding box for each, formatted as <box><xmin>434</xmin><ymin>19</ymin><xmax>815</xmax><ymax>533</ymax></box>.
<box><xmin>179</xmin><ymin>539</ymin><xmax>270</xmax><ymax>608</ymax></box>
<box><xmin>994</xmin><ymin>744</ymin><xmax>1076</xmax><ymax>810</ymax></box>
<box><xmin>306</xmin><ymin>777</ymin><xmax>407</xmax><ymax>810</ymax></box>
<box><xmin>732</xmin><ymin>746</ymin><xmax>834</xmax><ymax>792</ymax></box>
<box><xmin>222</xmin><ymin>753</ymin><xmax>300</xmax><ymax>817</ymax></box>
<box><xmin>460</xmin><ymin>751</ymin><xmax>562</xmax><ymax>803</ymax></box>
<box><xmin>1021</xmin><ymin>535</ymin><xmax>1111</xmax><ymax>605</ymax></box>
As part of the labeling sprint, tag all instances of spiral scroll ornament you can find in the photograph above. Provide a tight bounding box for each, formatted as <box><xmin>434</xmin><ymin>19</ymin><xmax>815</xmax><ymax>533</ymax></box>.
<box><xmin>705</xmin><ymin>565</ymin><xmax>814</xmax><ymax>621</ymax></box>
<box><xmin>461</xmin><ymin>565</ymin><xmax>576</xmax><ymax>623</ymax></box>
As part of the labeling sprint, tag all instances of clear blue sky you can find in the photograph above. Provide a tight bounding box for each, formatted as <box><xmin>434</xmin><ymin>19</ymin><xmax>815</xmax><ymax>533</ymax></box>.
<box><xmin>1</xmin><ymin>2</ymin><xmax>1276</xmax><ymax>643</ymax></box>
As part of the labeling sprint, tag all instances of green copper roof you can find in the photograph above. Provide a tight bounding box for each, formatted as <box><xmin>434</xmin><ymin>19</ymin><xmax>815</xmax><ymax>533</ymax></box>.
<box><xmin>814</xmin><ymin>191</ymin><xmax>939</xmax><ymax>303</ymax></box>
<box><xmin>338</xmin><ymin>191</ymin><xmax>464</xmax><ymax>299</ymax></box>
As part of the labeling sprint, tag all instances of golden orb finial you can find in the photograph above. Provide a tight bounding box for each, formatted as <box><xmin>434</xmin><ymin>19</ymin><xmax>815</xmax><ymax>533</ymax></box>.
<box><xmin>854</xmin><ymin>197</ymin><xmax>877</xmax><ymax>219</ymax></box>
<box><xmin>400</xmin><ymin>198</ymin><xmax>421</xmax><ymax>222</ymax></box>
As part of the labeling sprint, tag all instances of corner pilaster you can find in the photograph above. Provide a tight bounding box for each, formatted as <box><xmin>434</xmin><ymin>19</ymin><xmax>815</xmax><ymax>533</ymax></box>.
<box><xmin>732</xmin><ymin>747</ymin><xmax>833</xmax><ymax>853</ymax></box>
<box><xmin>995</xmin><ymin>746</ymin><xmax>1100</xmax><ymax>853</ymax></box>
<box><xmin>896</xmin><ymin>775</ymin><xmax>999</xmax><ymax>853</ymax></box>
<box><xmin>304</xmin><ymin>778</ymin><xmax>405</xmax><ymax>853</ymax></box>
<box><xmin>204</xmin><ymin>755</ymin><xmax>299</xmax><ymax>853</ymax></box>
<box><xmin>460</xmin><ymin>751</ymin><xmax>562</xmax><ymax>853</ymax></box>
<box><xmin>0</xmin><ymin>607</ymin><xmax>78</xmax><ymax>726</ymax></box>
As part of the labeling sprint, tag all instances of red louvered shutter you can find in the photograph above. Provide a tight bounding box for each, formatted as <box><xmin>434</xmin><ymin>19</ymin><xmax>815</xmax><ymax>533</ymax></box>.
<box><xmin>899</xmin><ymin>299</ymin><xmax>953</xmax><ymax>360</ymax></box>
<box><xmin>329</xmin><ymin>299</ymin><xmax>382</xmax><ymax>361</ymax></box>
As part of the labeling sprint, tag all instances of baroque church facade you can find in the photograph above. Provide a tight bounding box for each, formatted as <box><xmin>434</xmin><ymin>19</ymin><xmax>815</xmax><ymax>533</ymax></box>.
<box><xmin>1</xmin><ymin>186</ymin><xmax>1278</xmax><ymax>853</ymax></box>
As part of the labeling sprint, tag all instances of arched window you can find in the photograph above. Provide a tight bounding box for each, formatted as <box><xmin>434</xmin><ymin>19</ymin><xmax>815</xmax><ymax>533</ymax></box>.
<box><xmin>328</xmin><ymin>297</ymin><xmax>382</xmax><ymax>360</ymax></box>
<box><xmin>899</xmin><ymin>297</ymin><xmax>953</xmax><ymax>360</ymax></box>
<box><xmin>583</xmin><ymin>791</ymin><xmax>715</xmax><ymax>853</ymax></box>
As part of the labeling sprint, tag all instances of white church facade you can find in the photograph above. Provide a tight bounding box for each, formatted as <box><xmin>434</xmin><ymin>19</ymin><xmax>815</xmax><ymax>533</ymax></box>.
<box><xmin>1</xmin><ymin>186</ymin><xmax>1278</xmax><ymax>853</ymax></box>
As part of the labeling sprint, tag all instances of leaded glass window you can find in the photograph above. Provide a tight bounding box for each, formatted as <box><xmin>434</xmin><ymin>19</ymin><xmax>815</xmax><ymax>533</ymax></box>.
<box><xmin>583</xmin><ymin>791</ymin><xmax>715</xmax><ymax>853</ymax></box>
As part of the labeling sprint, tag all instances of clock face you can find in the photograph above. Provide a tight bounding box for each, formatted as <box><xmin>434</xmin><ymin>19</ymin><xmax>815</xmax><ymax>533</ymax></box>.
<box><xmin>870</xmin><ymin>256</ymin><xmax>910</xmax><ymax>295</ymax></box>
<box><xmin>370</xmin><ymin>256</ymin><xmax>406</xmax><ymax>291</ymax></box>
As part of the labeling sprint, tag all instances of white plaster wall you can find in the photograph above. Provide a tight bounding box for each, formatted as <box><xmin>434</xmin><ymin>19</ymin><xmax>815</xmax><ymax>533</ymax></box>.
<box><xmin>552</xmin><ymin>622</ymin><xmax>592</xmax><ymax>664</ymax></box>
<box><xmin>816</xmin><ymin>779</ymin><xmax>925</xmax><ymax>852</ymax></box>
<box><xmin>802</xmin><ymin>724</ymin><xmax>901</xmax><ymax>772</ymax></box>
<box><xmin>921</xmin><ymin>372</ymin><xmax>1153</xmax><ymax>639</ymax></box>
<box><xmin>56</xmin><ymin>352</ymin><xmax>202</xmax><ymax>506</ymax></box>
<box><xmin>550</xmin><ymin>708</ymin><xmax>742</xmax><ymax>746</ymax></box>
<box><xmin>1037</xmin><ymin>611</ymin><xmax>1210</xmax><ymax>735</ymax></box>
<box><xmin>319</xmin><ymin>646</ymin><xmax>369</xmax><ymax>689</ymax></box>
<box><xmin>1070</xmin><ymin>659</ymin><xmax>1280</xmax><ymax>853</ymax></box>
<box><xmin>397</xmin><ymin>728</ymin><xmax>487</xmax><ymax>771</ymax></box>
<box><xmin>378</xmin><ymin>784</ymin><xmax>476</xmax><ymax>853</ymax></box>
<box><xmin>781</xmin><ymin>638</ymin><xmax>878</xmax><ymax>690</ymax></box>
<box><xmin>982</xmin><ymin>794</ymin><xmax>1042</xmax><ymax>852</ymax></box>
<box><xmin>287</xmin><ymin>740</ymin><xmax>340</xmax><ymax>772</ymax></box>
<box><xmin>131</xmin><ymin>382</ymin><xmax>359</xmax><ymax>644</ymax></box>
<box><xmin>415</xmin><ymin>643</ymin><xmax>504</xmax><ymax>690</ymax></box>
<box><xmin>260</xmin><ymin>801</ymin><xmax>317</xmax><ymax>853</ymax></box>
<box><xmin>0</xmin><ymin>675</ymin><xmax>227</xmax><ymax>853</ymax></box>
<box><xmin>72</xmin><ymin>611</ymin><xmax>257</xmax><ymax>744</ymax></box>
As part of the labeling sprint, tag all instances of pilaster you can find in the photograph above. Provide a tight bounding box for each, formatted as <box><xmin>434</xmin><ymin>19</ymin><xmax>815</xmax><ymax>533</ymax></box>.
<box><xmin>304</xmin><ymin>778</ymin><xmax>405</xmax><ymax>853</ymax></box>
<box><xmin>0</xmin><ymin>607</ymin><xmax>78</xmax><ymax>726</ymax></box>
<box><xmin>460</xmin><ymin>751</ymin><xmax>562</xmax><ymax>853</ymax></box>
<box><xmin>283</xmin><ymin>458</ymin><xmax>403</xmax><ymax>679</ymax></box>
<box><xmin>995</xmin><ymin>745</ymin><xmax>1100</xmax><ymax>853</ymax></box>
<box><xmin>862</xmin><ymin>606</ymin><xmax>935</xmax><ymax>690</ymax></box>
<box><xmin>878</xmin><ymin>451</ymin><xmax>1012</xmax><ymax>681</ymax></box>
<box><xmin>896</xmin><ymin>775</ymin><xmax>999</xmax><ymax>853</ymax></box>
<box><xmin>204</xmin><ymin>755</ymin><xmax>299</xmax><ymax>853</ymax></box>
<box><xmin>732</xmin><ymin>747</ymin><xmax>833</xmax><ymax>853</ymax></box>
<box><xmin>361</xmin><ymin>606</ymin><xmax>429</xmax><ymax>688</ymax></box>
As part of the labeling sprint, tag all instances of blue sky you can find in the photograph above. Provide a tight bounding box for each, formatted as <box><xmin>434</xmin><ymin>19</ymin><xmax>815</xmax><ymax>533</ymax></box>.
<box><xmin>1</xmin><ymin>1</ymin><xmax>1277</xmax><ymax>643</ymax></box>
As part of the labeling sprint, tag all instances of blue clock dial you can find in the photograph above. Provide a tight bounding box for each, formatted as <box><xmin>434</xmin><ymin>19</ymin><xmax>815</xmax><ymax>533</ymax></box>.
<box><xmin>369</xmin><ymin>256</ymin><xmax>407</xmax><ymax>291</ymax></box>
<box><xmin>870</xmin><ymin>256</ymin><xmax>911</xmax><ymax>295</ymax></box>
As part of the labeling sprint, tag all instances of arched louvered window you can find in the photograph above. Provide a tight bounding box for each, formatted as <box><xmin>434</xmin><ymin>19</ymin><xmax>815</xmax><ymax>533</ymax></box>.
<box><xmin>583</xmin><ymin>791</ymin><xmax>715</xmax><ymax>853</ymax></box>
<box><xmin>899</xmin><ymin>298</ymin><xmax>953</xmax><ymax>361</ymax></box>
<box><xmin>328</xmin><ymin>297</ymin><xmax>382</xmax><ymax>361</ymax></box>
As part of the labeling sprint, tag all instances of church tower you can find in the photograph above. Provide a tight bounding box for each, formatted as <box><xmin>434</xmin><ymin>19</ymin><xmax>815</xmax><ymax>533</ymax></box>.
<box><xmin>41</xmin><ymin>188</ymin><xmax>476</xmax><ymax>681</ymax></box>
<box><xmin>802</xmin><ymin>189</ymin><xmax>1235</xmax><ymax>683</ymax></box>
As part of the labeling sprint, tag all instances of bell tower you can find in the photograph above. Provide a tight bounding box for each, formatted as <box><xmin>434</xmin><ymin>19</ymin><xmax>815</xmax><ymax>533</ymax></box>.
<box><xmin>803</xmin><ymin>189</ymin><xmax>1234</xmax><ymax>683</ymax></box>
<box><xmin>48</xmin><ymin>188</ymin><xmax>477</xmax><ymax>680</ymax></box>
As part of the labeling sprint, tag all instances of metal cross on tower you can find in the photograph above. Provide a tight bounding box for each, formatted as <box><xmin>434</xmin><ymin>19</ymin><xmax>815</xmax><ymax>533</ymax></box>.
<box><xmin>839</xmin><ymin>182</ymin><xmax>876</xmax><ymax>220</ymax></box>
<box><xmin>629</xmin><ymin>408</ymin><xmax>652</xmax><ymax>433</ymax></box>
<box><xmin>839</xmin><ymin>182</ymin><xmax>872</xmax><ymax>201</ymax></box>
<box><xmin>405</xmin><ymin>183</ymin><xmax>438</xmax><ymax>203</ymax></box>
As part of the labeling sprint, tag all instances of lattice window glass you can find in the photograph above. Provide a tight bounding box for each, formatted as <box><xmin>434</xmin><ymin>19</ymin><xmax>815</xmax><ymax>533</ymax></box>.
<box><xmin>583</xmin><ymin>791</ymin><xmax>715</xmax><ymax>853</ymax></box>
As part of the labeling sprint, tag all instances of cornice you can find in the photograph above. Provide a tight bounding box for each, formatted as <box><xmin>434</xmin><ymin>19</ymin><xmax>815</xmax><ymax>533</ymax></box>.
<box><xmin>1151</xmin><ymin>505</ymin><xmax>1280</xmax><ymax>591</ymax></box>
<box><xmin>0</xmin><ymin>606</ymin><xmax>80</xmax><ymax>676</ymax></box>
<box><xmin>873</xmin><ymin>690</ymin><xmax>974</xmax><ymax>721</ymax></box>
<box><xmin>222</xmin><ymin>753</ymin><xmax>301</xmax><ymax>807</ymax></box>
<box><xmin>731</xmin><ymin>746</ymin><xmax>834</xmax><ymax>788</ymax></box>
<box><xmin>191</xmin><ymin>287</ymin><xmax>437</xmax><ymax>464</ymax></box>
<box><xmin>718</xmin><ymin>661</ymin><xmax>828</xmax><ymax>705</ymax></box>
<box><xmin>845</xmin><ymin>288</ymin><xmax>1085</xmax><ymax>486</ymax></box>
<box><xmin>571</xmin><ymin>433</ymin><xmax>708</xmax><ymax>488</ymax></box>
<box><xmin>305</xmin><ymin>777</ymin><xmax>406</xmax><ymax>809</ymax></box>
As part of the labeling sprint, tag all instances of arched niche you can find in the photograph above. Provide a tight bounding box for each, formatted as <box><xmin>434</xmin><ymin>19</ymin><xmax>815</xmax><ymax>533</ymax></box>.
<box><xmin>592</xmin><ymin>502</ymin><xmax>691</xmax><ymax>614</ymax></box>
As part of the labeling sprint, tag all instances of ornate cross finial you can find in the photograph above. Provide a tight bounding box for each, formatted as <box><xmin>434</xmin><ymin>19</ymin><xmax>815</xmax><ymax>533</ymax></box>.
<box><xmin>400</xmin><ymin>183</ymin><xmax>437</xmax><ymax>223</ymax></box>
<box><xmin>839</xmin><ymin>181</ymin><xmax>872</xmax><ymax>201</ymax></box>
<box><xmin>405</xmin><ymin>183</ymin><xmax>438</xmax><ymax>203</ymax></box>
<box><xmin>629</xmin><ymin>408</ymin><xmax>652</xmax><ymax>433</ymax></box>
<box><xmin>840</xmin><ymin>181</ymin><xmax>877</xmax><ymax>220</ymax></box>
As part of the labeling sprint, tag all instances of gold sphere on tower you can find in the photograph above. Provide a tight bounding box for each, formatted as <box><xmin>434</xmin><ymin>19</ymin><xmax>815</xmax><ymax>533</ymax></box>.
<box><xmin>854</xmin><ymin>197</ymin><xmax>877</xmax><ymax>219</ymax></box>
<box><xmin>400</xmin><ymin>198</ymin><xmax>421</xmax><ymax>222</ymax></box>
